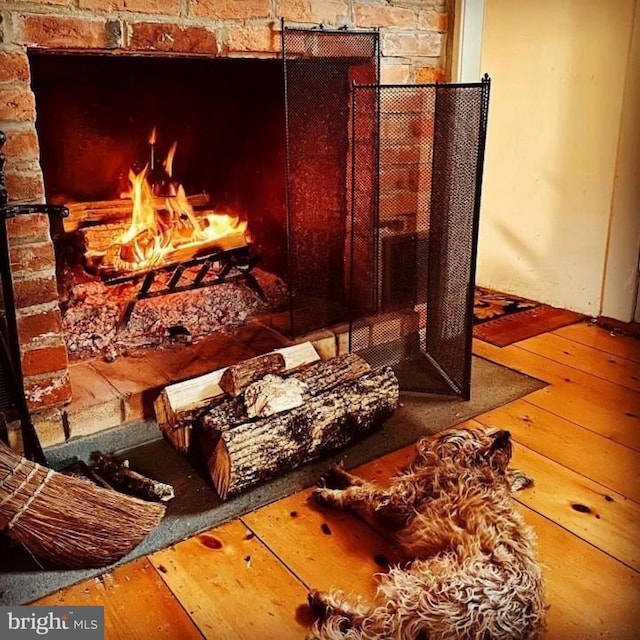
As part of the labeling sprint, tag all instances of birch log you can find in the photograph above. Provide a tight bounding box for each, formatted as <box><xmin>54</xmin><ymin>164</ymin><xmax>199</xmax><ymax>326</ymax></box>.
<box><xmin>219</xmin><ymin>352</ymin><xmax>286</xmax><ymax>397</ymax></box>
<box><xmin>199</xmin><ymin>353</ymin><xmax>371</xmax><ymax>433</ymax></box>
<box><xmin>208</xmin><ymin>366</ymin><xmax>399</xmax><ymax>499</ymax></box>
<box><xmin>155</xmin><ymin>342</ymin><xmax>320</xmax><ymax>453</ymax></box>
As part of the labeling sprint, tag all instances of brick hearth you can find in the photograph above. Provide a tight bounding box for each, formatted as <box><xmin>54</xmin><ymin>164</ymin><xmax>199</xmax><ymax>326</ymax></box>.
<box><xmin>0</xmin><ymin>0</ymin><xmax>450</xmax><ymax>448</ymax></box>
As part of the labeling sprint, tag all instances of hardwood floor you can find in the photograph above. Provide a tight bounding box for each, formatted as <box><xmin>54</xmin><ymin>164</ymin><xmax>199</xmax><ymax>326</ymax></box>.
<box><xmin>37</xmin><ymin>321</ymin><xmax>640</xmax><ymax>639</ymax></box>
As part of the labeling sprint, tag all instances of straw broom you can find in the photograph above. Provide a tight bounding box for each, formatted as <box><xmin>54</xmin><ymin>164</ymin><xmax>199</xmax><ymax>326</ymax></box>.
<box><xmin>0</xmin><ymin>443</ymin><xmax>165</xmax><ymax>569</ymax></box>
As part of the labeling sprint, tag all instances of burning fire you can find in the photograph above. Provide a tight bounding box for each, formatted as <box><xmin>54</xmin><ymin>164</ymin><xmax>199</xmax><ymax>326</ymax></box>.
<box><xmin>115</xmin><ymin>130</ymin><xmax>248</xmax><ymax>271</ymax></box>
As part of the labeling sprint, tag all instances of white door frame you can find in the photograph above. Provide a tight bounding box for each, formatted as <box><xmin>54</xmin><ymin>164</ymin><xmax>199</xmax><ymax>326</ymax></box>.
<box><xmin>451</xmin><ymin>0</ymin><xmax>485</xmax><ymax>82</ymax></box>
<box><xmin>601</xmin><ymin>1</ymin><xmax>640</xmax><ymax>323</ymax></box>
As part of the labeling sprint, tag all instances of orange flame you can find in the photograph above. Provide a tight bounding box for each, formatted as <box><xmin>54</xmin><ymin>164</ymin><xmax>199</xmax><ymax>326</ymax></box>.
<box><xmin>163</xmin><ymin>141</ymin><xmax>178</xmax><ymax>177</ymax></box>
<box><xmin>115</xmin><ymin>136</ymin><xmax>247</xmax><ymax>271</ymax></box>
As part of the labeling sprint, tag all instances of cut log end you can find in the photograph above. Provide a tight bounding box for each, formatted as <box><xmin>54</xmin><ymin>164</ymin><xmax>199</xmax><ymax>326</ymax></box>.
<box><xmin>211</xmin><ymin>439</ymin><xmax>231</xmax><ymax>500</ymax></box>
<box><xmin>219</xmin><ymin>352</ymin><xmax>286</xmax><ymax>397</ymax></box>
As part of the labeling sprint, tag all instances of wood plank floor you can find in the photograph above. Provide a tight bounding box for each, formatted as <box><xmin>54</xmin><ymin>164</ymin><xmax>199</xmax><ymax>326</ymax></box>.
<box><xmin>37</xmin><ymin>321</ymin><xmax>640</xmax><ymax>639</ymax></box>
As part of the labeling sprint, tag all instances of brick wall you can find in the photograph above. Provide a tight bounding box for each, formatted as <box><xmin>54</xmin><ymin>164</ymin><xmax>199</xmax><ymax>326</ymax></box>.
<box><xmin>0</xmin><ymin>0</ymin><xmax>450</xmax><ymax>425</ymax></box>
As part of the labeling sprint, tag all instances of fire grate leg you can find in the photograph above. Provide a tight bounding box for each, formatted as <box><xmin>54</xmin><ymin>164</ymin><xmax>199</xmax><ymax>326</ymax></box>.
<box><xmin>167</xmin><ymin>264</ymin><xmax>186</xmax><ymax>290</ymax></box>
<box><xmin>193</xmin><ymin>261</ymin><xmax>212</xmax><ymax>285</ymax></box>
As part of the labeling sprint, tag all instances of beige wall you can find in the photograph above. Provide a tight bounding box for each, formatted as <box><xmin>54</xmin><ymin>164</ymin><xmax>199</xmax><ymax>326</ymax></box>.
<box><xmin>602</xmin><ymin>1</ymin><xmax>640</xmax><ymax>322</ymax></box>
<box><xmin>477</xmin><ymin>0</ymin><xmax>637</xmax><ymax>316</ymax></box>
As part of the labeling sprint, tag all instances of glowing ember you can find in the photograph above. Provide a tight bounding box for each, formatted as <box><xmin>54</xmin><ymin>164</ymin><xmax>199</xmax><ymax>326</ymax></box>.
<box><xmin>113</xmin><ymin>132</ymin><xmax>248</xmax><ymax>272</ymax></box>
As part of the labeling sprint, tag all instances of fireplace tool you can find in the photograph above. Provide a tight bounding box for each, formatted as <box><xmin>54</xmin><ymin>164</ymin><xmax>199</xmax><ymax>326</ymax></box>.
<box><xmin>0</xmin><ymin>131</ymin><xmax>63</xmax><ymax>465</ymax></box>
<box><xmin>0</xmin><ymin>130</ymin><xmax>166</xmax><ymax>569</ymax></box>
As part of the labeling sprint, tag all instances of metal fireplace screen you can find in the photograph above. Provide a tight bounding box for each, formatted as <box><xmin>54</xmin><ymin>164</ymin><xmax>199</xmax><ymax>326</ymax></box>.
<box><xmin>350</xmin><ymin>79</ymin><xmax>490</xmax><ymax>398</ymax></box>
<box><xmin>282</xmin><ymin>24</ymin><xmax>379</xmax><ymax>338</ymax></box>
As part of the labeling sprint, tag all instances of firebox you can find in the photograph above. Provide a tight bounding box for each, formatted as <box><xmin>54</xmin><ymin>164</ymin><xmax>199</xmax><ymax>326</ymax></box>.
<box><xmin>29</xmin><ymin>53</ymin><xmax>291</xmax><ymax>358</ymax></box>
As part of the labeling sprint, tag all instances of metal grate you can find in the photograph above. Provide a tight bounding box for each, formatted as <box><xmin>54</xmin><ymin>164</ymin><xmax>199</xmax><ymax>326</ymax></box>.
<box><xmin>349</xmin><ymin>78</ymin><xmax>490</xmax><ymax>398</ymax></box>
<box><xmin>282</xmin><ymin>24</ymin><xmax>379</xmax><ymax>338</ymax></box>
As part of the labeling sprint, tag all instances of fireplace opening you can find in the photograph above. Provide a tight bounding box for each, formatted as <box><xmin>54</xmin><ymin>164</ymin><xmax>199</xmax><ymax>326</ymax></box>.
<box><xmin>7</xmin><ymin>27</ymin><xmax>488</xmax><ymax>439</ymax></box>
<box><xmin>29</xmin><ymin>53</ymin><xmax>296</xmax><ymax>359</ymax></box>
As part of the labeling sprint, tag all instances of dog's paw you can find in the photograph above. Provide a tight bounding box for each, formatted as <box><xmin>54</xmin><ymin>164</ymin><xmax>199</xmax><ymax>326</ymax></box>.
<box><xmin>311</xmin><ymin>487</ymin><xmax>339</xmax><ymax>507</ymax></box>
<box><xmin>308</xmin><ymin>589</ymin><xmax>331</xmax><ymax>616</ymax></box>
<box><xmin>507</xmin><ymin>468</ymin><xmax>534</xmax><ymax>492</ymax></box>
<box><xmin>319</xmin><ymin>463</ymin><xmax>355</xmax><ymax>490</ymax></box>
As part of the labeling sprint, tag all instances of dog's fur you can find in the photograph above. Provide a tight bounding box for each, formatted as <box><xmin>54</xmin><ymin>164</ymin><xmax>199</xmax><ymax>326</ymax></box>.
<box><xmin>306</xmin><ymin>427</ymin><xmax>546</xmax><ymax>640</ymax></box>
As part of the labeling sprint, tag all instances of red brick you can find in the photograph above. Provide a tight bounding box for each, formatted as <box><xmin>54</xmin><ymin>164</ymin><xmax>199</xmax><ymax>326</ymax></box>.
<box><xmin>13</xmin><ymin>276</ymin><xmax>58</xmax><ymax>309</ymax></box>
<box><xmin>380</xmin><ymin>166</ymin><xmax>419</xmax><ymax>191</ymax></box>
<box><xmin>17</xmin><ymin>308</ymin><xmax>64</xmax><ymax>345</ymax></box>
<box><xmin>381</xmin><ymin>114</ymin><xmax>421</xmax><ymax>142</ymax></box>
<box><xmin>415</xmin><ymin>66</ymin><xmax>446</xmax><ymax>83</ymax></box>
<box><xmin>22</xmin><ymin>343</ymin><xmax>69</xmax><ymax>377</ymax></box>
<box><xmin>354</xmin><ymin>4</ymin><xmax>415</xmax><ymax>28</ymax></box>
<box><xmin>0</xmin><ymin>51</ymin><xmax>30</xmax><ymax>83</ymax></box>
<box><xmin>225</xmin><ymin>24</ymin><xmax>279</xmax><ymax>53</ymax></box>
<box><xmin>129</xmin><ymin>22</ymin><xmax>218</xmax><ymax>54</ymax></box>
<box><xmin>24</xmin><ymin>372</ymin><xmax>72</xmax><ymax>409</ymax></box>
<box><xmin>276</xmin><ymin>0</ymin><xmax>348</xmax><ymax>25</ymax></box>
<box><xmin>380</xmin><ymin>89</ymin><xmax>432</xmax><ymax>113</ymax></box>
<box><xmin>417</xmin><ymin>10</ymin><xmax>448</xmax><ymax>33</ymax></box>
<box><xmin>348</xmin><ymin>63</ymin><xmax>376</xmax><ymax>85</ymax></box>
<box><xmin>10</xmin><ymin>242</ymin><xmax>56</xmax><ymax>274</ymax></box>
<box><xmin>413</xmin><ymin>115</ymin><xmax>434</xmax><ymax>138</ymax></box>
<box><xmin>191</xmin><ymin>0</ymin><xmax>270</xmax><ymax>20</ymax></box>
<box><xmin>7</xmin><ymin>213</ymin><xmax>51</xmax><ymax>243</ymax></box>
<box><xmin>380</xmin><ymin>144</ymin><xmax>421</xmax><ymax>166</ymax></box>
<box><xmin>380</xmin><ymin>63</ymin><xmax>412</xmax><ymax>84</ymax></box>
<box><xmin>2</xmin><ymin>127</ymin><xmax>40</xmax><ymax>164</ymax></box>
<box><xmin>80</xmin><ymin>0</ymin><xmax>180</xmax><ymax>13</ymax></box>
<box><xmin>382</xmin><ymin>31</ymin><xmax>442</xmax><ymax>58</ymax></box>
<box><xmin>379</xmin><ymin>190</ymin><xmax>418</xmax><ymax>218</ymax></box>
<box><xmin>4</xmin><ymin>170</ymin><xmax>45</xmax><ymax>203</ymax></box>
<box><xmin>15</xmin><ymin>14</ymin><xmax>108</xmax><ymax>49</ymax></box>
<box><xmin>0</xmin><ymin>87</ymin><xmax>36</xmax><ymax>122</ymax></box>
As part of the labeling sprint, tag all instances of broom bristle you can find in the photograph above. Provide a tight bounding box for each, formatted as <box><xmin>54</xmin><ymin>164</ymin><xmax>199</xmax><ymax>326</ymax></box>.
<box><xmin>0</xmin><ymin>443</ymin><xmax>165</xmax><ymax>569</ymax></box>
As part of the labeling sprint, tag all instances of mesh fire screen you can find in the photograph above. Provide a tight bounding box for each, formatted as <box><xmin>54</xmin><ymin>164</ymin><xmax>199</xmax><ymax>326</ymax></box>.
<box><xmin>350</xmin><ymin>79</ymin><xmax>490</xmax><ymax>398</ymax></box>
<box><xmin>282</xmin><ymin>25</ymin><xmax>379</xmax><ymax>337</ymax></box>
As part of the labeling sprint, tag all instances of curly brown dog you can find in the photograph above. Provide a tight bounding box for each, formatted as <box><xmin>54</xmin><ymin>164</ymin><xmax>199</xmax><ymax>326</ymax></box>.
<box><xmin>307</xmin><ymin>427</ymin><xmax>546</xmax><ymax>640</ymax></box>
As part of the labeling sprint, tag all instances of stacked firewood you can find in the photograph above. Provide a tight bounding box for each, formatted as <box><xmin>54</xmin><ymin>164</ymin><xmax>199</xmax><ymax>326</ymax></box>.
<box><xmin>155</xmin><ymin>344</ymin><xmax>399</xmax><ymax>499</ymax></box>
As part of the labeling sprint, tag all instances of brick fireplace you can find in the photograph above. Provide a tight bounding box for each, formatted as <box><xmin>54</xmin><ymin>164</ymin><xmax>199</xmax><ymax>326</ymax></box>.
<box><xmin>0</xmin><ymin>0</ymin><xmax>452</xmax><ymax>449</ymax></box>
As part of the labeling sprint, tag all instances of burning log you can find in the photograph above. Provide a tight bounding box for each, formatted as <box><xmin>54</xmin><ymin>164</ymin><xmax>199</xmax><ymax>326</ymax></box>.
<box><xmin>154</xmin><ymin>342</ymin><xmax>321</xmax><ymax>453</ymax></box>
<box><xmin>207</xmin><ymin>364</ymin><xmax>399</xmax><ymax>500</ymax></box>
<box><xmin>64</xmin><ymin>194</ymin><xmax>211</xmax><ymax>232</ymax></box>
<box><xmin>82</xmin><ymin>225</ymin><xmax>248</xmax><ymax>280</ymax></box>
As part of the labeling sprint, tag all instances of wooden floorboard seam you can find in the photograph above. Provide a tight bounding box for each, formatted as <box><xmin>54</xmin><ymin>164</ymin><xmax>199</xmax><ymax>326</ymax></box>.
<box><xmin>239</xmin><ymin>518</ymin><xmax>314</xmax><ymax>591</ymax></box>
